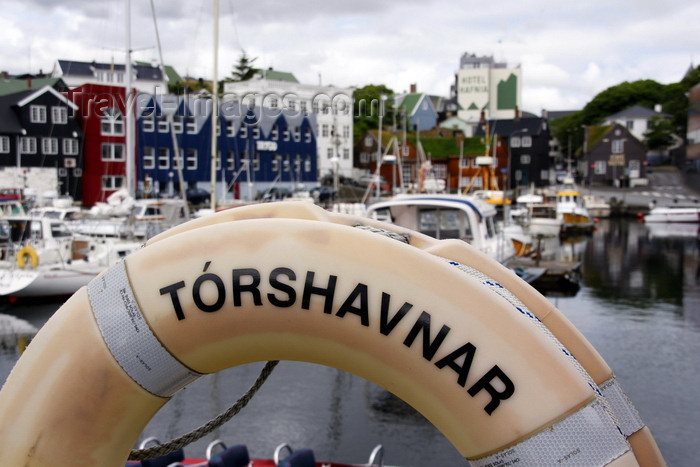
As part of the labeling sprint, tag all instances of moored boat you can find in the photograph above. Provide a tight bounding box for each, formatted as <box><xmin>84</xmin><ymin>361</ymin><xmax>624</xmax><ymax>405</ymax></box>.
<box><xmin>644</xmin><ymin>205</ymin><xmax>700</xmax><ymax>223</ymax></box>
<box><xmin>556</xmin><ymin>178</ymin><xmax>594</xmax><ymax>235</ymax></box>
<box><xmin>0</xmin><ymin>216</ymin><xmax>141</xmax><ymax>298</ymax></box>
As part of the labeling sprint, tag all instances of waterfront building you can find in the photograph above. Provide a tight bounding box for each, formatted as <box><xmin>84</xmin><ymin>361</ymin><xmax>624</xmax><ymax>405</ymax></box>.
<box><xmin>137</xmin><ymin>93</ymin><xmax>318</xmax><ymax>202</ymax></box>
<box><xmin>51</xmin><ymin>59</ymin><xmax>180</xmax><ymax>95</ymax></box>
<box><xmin>453</xmin><ymin>53</ymin><xmax>522</xmax><ymax>125</ymax></box>
<box><xmin>223</xmin><ymin>69</ymin><xmax>353</xmax><ymax>181</ymax></box>
<box><xmin>0</xmin><ymin>85</ymin><xmax>82</xmax><ymax>200</ymax></box>
<box><xmin>581</xmin><ymin>123</ymin><xmax>647</xmax><ymax>187</ymax></box>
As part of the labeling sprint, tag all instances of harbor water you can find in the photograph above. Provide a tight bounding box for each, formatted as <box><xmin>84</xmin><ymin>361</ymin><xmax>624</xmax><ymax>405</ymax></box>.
<box><xmin>1</xmin><ymin>218</ymin><xmax>698</xmax><ymax>466</ymax></box>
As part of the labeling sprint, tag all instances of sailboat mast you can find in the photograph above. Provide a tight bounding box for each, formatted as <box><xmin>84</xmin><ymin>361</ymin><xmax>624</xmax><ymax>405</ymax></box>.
<box><xmin>209</xmin><ymin>0</ymin><xmax>219</xmax><ymax>210</ymax></box>
<box><xmin>125</xmin><ymin>0</ymin><xmax>134</xmax><ymax>196</ymax></box>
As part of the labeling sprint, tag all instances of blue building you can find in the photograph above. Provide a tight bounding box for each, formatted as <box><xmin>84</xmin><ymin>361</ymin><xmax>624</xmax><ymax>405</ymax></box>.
<box><xmin>136</xmin><ymin>94</ymin><xmax>318</xmax><ymax>201</ymax></box>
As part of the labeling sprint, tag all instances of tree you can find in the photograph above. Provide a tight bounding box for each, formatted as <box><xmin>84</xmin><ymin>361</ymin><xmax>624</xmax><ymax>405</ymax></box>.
<box><xmin>352</xmin><ymin>84</ymin><xmax>395</xmax><ymax>143</ymax></box>
<box><xmin>644</xmin><ymin>115</ymin><xmax>676</xmax><ymax>151</ymax></box>
<box><xmin>230</xmin><ymin>50</ymin><xmax>260</xmax><ymax>82</ymax></box>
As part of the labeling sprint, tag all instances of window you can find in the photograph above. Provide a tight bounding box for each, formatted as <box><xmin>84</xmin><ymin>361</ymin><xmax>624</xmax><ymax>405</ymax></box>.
<box><xmin>271</xmin><ymin>125</ymin><xmax>279</xmax><ymax>140</ymax></box>
<box><xmin>30</xmin><ymin>105</ymin><xmax>47</xmax><ymax>123</ymax></box>
<box><xmin>322</xmin><ymin>124</ymin><xmax>329</xmax><ymax>138</ymax></box>
<box><xmin>594</xmin><ymin>160</ymin><xmax>607</xmax><ymax>175</ymax></box>
<box><xmin>305</xmin><ymin>128</ymin><xmax>311</xmax><ymax>143</ymax></box>
<box><xmin>272</xmin><ymin>155</ymin><xmax>280</xmax><ymax>172</ymax></box>
<box><xmin>253</xmin><ymin>152</ymin><xmax>260</xmax><ymax>171</ymax></box>
<box><xmin>252</xmin><ymin>125</ymin><xmax>260</xmax><ymax>139</ymax></box>
<box><xmin>343</xmin><ymin>148</ymin><xmax>350</xmax><ymax>160</ymax></box>
<box><xmin>300</xmin><ymin>101</ymin><xmax>308</xmax><ymax>113</ymax></box>
<box><xmin>42</xmin><ymin>138</ymin><xmax>58</xmax><ymax>155</ymax></box>
<box><xmin>102</xmin><ymin>175</ymin><xmax>124</xmax><ymax>190</ymax></box>
<box><xmin>510</xmin><ymin>136</ymin><xmax>521</xmax><ymax>148</ymax></box>
<box><xmin>520</xmin><ymin>154</ymin><xmax>531</xmax><ymax>164</ymax></box>
<box><xmin>186</xmin><ymin>148</ymin><xmax>197</xmax><ymax>170</ymax></box>
<box><xmin>186</xmin><ymin>116</ymin><xmax>197</xmax><ymax>133</ymax></box>
<box><xmin>305</xmin><ymin>155</ymin><xmax>311</xmax><ymax>172</ymax></box>
<box><xmin>612</xmin><ymin>139</ymin><xmax>624</xmax><ymax>154</ymax></box>
<box><xmin>626</xmin><ymin>120</ymin><xmax>634</xmax><ymax>130</ymax></box>
<box><xmin>327</xmin><ymin>148</ymin><xmax>334</xmax><ymax>159</ymax></box>
<box><xmin>227</xmin><ymin>151</ymin><xmax>235</xmax><ymax>170</ymax></box>
<box><xmin>101</xmin><ymin>108</ymin><xmax>124</xmax><ymax>135</ymax></box>
<box><xmin>63</xmin><ymin>138</ymin><xmax>79</xmax><ymax>155</ymax></box>
<box><xmin>143</xmin><ymin>147</ymin><xmax>155</xmax><ymax>169</ymax></box>
<box><xmin>143</xmin><ymin>115</ymin><xmax>155</xmax><ymax>132</ymax></box>
<box><xmin>172</xmin><ymin>116</ymin><xmax>183</xmax><ymax>133</ymax></box>
<box><xmin>158</xmin><ymin>115</ymin><xmax>169</xmax><ymax>132</ymax></box>
<box><xmin>239</xmin><ymin>125</ymin><xmax>247</xmax><ymax>138</ymax></box>
<box><xmin>521</xmin><ymin>136</ymin><xmax>532</xmax><ymax>147</ymax></box>
<box><xmin>102</xmin><ymin>143</ymin><xmax>124</xmax><ymax>161</ymax></box>
<box><xmin>0</xmin><ymin>136</ymin><xmax>9</xmax><ymax>153</ymax></box>
<box><xmin>283</xmin><ymin>155</ymin><xmax>290</xmax><ymax>172</ymax></box>
<box><xmin>20</xmin><ymin>137</ymin><xmax>37</xmax><ymax>154</ymax></box>
<box><xmin>294</xmin><ymin>127</ymin><xmax>300</xmax><ymax>142</ymax></box>
<box><xmin>52</xmin><ymin>106</ymin><xmax>68</xmax><ymax>124</ymax></box>
<box><xmin>343</xmin><ymin>126</ymin><xmax>350</xmax><ymax>139</ymax></box>
<box><xmin>158</xmin><ymin>148</ymin><xmax>170</xmax><ymax>169</ymax></box>
<box><xmin>283</xmin><ymin>126</ymin><xmax>290</xmax><ymax>141</ymax></box>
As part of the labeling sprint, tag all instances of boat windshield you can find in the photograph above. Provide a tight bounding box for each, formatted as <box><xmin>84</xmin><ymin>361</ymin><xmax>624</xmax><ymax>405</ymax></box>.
<box><xmin>418</xmin><ymin>208</ymin><xmax>472</xmax><ymax>241</ymax></box>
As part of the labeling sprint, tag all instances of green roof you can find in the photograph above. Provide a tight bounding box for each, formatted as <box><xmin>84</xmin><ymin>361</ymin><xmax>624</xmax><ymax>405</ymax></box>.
<box><xmin>260</xmin><ymin>69</ymin><xmax>299</xmax><ymax>83</ymax></box>
<box><xmin>0</xmin><ymin>77</ymin><xmax>66</xmax><ymax>96</ymax></box>
<box><xmin>408</xmin><ymin>136</ymin><xmax>485</xmax><ymax>158</ymax></box>
<box><xmin>398</xmin><ymin>93</ymin><xmax>422</xmax><ymax>113</ymax></box>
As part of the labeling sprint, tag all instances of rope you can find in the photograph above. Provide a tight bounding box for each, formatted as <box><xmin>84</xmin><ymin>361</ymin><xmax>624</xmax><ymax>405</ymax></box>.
<box><xmin>128</xmin><ymin>360</ymin><xmax>279</xmax><ymax>461</ymax></box>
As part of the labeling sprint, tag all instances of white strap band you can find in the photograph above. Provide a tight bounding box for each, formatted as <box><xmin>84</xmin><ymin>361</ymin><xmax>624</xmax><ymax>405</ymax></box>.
<box><xmin>600</xmin><ymin>377</ymin><xmax>645</xmax><ymax>437</ymax></box>
<box><xmin>88</xmin><ymin>261</ymin><xmax>202</xmax><ymax>398</ymax></box>
<box><xmin>469</xmin><ymin>399</ymin><xmax>629</xmax><ymax>466</ymax></box>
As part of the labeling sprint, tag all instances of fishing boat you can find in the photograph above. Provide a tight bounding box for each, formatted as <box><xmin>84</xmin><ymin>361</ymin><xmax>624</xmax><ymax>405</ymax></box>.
<box><xmin>555</xmin><ymin>178</ymin><xmax>594</xmax><ymax>235</ymax></box>
<box><xmin>0</xmin><ymin>216</ymin><xmax>141</xmax><ymax>298</ymax></box>
<box><xmin>513</xmin><ymin>193</ymin><xmax>563</xmax><ymax>237</ymax></box>
<box><xmin>644</xmin><ymin>204</ymin><xmax>700</xmax><ymax>223</ymax></box>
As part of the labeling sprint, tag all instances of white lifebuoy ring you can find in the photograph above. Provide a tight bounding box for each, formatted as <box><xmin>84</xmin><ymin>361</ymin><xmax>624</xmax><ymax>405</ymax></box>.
<box><xmin>0</xmin><ymin>202</ymin><xmax>664</xmax><ymax>466</ymax></box>
<box><xmin>16</xmin><ymin>244</ymin><xmax>39</xmax><ymax>269</ymax></box>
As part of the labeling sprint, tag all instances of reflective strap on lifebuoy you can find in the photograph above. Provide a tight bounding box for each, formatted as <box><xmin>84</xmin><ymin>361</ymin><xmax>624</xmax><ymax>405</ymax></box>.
<box><xmin>471</xmin><ymin>399</ymin><xmax>627</xmax><ymax>466</ymax></box>
<box><xmin>600</xmin><ymin>378</ymin><xmax>644</xmax><ymax>437</ymax></box>
<box><xmin>88</xmin><ymin>261</ymin><xmax>203</xmax><ymax>397</ymax></box>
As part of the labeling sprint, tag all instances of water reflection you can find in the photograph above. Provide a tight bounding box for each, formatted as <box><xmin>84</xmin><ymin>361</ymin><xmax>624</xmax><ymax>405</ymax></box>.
<box><xmin>584</xmin><ymin>219</ymin><xmax>699</xmax><ymax>320</ymax></box>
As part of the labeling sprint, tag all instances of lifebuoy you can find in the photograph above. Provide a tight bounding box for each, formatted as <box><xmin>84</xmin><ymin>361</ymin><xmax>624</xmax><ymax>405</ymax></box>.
<box><xmin>16</xmin><ymin>244</ymin><xmax>39</xmax><ymax>268</ymax></box>
<box><xmin>0</xmin><ymin>202</ymin><xmax>664</xmax><ymax>466</ymax></box>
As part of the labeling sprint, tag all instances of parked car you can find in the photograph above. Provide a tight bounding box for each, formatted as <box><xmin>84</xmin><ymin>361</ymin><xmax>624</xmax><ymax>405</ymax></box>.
<box><xmin>357</xmin><ymin>174</ymin><xmax>389</xmax><ymax>189</ymax></box>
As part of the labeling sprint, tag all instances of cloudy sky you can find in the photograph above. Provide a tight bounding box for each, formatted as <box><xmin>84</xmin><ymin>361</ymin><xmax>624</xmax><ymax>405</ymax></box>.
<box><xmin>2</xmin><ymin>0</ymin><xmax>697</xmax><ymax>113</ymax></box>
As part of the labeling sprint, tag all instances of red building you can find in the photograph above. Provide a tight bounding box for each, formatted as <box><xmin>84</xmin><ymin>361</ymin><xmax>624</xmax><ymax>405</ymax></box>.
<box><xmin>65</xmin><ymin>83</ymin><xmax>136</xmax><ymax>207</ymax></box>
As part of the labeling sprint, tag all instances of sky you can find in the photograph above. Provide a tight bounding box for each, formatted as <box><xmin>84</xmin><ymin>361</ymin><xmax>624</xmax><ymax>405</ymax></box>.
<box><xmin>1</xmin><ymin>0</ymin><xmax>698</xmax><ymax>114</ymax></box>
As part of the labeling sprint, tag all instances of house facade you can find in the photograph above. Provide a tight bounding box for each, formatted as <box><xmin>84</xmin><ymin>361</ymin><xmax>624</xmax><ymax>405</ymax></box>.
<box><xmin>473</xmin><ymin>117</ymin><xmax>552</xmax><ymax>189</ymax></box>
<box><xmin>601</xmin><ymin>104</ymin><xmax>671</xmax><ymax>143</ymax></box>
<box><xmin>581</xmin><ymin>124</ymin><xmax>647</xmax><ymax>186</ymax></box>
<box><xmin>52</xmin><ymin>59</ymin><xmax>177</xmax><ymax>94</ymax></box>
<box><xmin>137</xmin><ymin>94</ymin><xmax>318</xmax><ymax>201</ymax></box>
<box><xmin>223</xmin><ymin>69</ymin><xmax>353</xmax><ymax>181</ymax></box>
<box><xmin>66</xmin><ymin>83</ymin><xmax>134</xmax><ymax>206</ymax></box>
<box><xmin>0</xmin><ymin>86</ymin><xmax>82</xmax><ymax>200</ymax></box>
<box><xmin>394</xmin><ymin>92</ymin><xmax>438</xmax><ymax>131</ymax></box>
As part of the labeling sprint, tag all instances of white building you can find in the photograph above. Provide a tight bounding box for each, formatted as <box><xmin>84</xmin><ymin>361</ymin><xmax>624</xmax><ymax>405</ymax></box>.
<box><xmin>223</xmin><ymin>69</ymin><xmax>354</xmax><ymax>180</ymax></box>
<box><xmin>51</xmin><ymin>59</ymin><xmax>177</xmax><ymax>94</ymax></box>
<box><xmin>454</xmin><ymin>53</ymin><xmax>522</xmax><ymax>126</ymax></box>
<box><xmin>601</xmin><ymin>104</ymin><xmax>671</xmax><ymax>142</ymax></box>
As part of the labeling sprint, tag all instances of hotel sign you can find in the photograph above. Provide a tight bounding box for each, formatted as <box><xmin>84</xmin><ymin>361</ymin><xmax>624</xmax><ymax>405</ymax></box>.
<box><xmin>256</xmin><ymin>141</ymin><xmax>278</xmax><ymax>151</ymax></box>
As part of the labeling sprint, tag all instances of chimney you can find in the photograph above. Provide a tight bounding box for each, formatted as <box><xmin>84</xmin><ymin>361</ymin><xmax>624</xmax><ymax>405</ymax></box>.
<box><xmin>514</xmin><ymin>105</ymin><xmax>520</xmax><ymax>121</ymax></box>
<box><xmin>410</xmin><ymin>83</ymin><xmax>417</xmax><ymax>93</ymax></box>
<box><xmin>27</xmin><ymin>76</ymin><xmax>32</xmax><ymax>89</ymax></box>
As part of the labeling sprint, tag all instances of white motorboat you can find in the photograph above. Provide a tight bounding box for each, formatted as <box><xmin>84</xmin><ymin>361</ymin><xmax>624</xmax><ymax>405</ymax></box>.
<box><xmin>513</xmin><ymin>193</ymin><xmax>563</xmax><ymax>237</ymax></box>
<box><xmin>644</xmin><ymin>205</ymin><xmax>700</xmax><ymax>223</ymax></box>
<box><xmin>364</xmin><ymin>194</ymin><xmax>517</xmax><ymax>264</ymax></box>
<box><xmin>0</xmin><ymin>216</ymin><xmax>141</xmax><ymax>298</ymax></box>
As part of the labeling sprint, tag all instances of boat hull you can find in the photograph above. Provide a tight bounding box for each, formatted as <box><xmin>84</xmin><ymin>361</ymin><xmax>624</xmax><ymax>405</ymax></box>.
<box><xmin>0</xmin><ymin>267</ymin><xmax>96</xmax><ymax>298</ymax></box>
